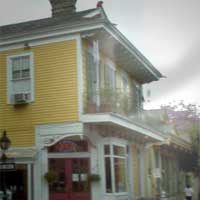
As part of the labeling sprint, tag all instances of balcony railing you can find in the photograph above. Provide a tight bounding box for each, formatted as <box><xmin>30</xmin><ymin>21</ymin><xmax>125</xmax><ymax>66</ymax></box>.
<box><xmin>84</xmin><ymin>87</ymin><xmax>140</xmax><ymax>118</ymax></box>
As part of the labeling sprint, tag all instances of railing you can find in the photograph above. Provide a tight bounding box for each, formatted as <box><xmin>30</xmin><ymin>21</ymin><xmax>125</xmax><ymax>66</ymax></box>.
<box><xmin>84</xmin><ymin>87</ymin><xmax>140</xmax><ymax>118</ymax></box>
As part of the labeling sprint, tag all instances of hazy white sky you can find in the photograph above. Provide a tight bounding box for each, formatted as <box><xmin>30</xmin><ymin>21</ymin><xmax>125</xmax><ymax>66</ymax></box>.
<box><xmin>0</xmin><ymin>0</ymin><xmax>200</xmax><ymax>108</ymax></box>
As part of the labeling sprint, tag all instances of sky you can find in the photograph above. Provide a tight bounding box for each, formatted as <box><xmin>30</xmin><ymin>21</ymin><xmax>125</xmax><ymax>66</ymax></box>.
<box><xmin>0</xmin><ymin>0</ymin><xmax>200</xmax><ymax>108</ymax></box>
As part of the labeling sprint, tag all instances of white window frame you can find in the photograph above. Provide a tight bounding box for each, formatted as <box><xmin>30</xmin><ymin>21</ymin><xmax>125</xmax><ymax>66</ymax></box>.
<box><xmin>7</xmin><ymin>52</ymin><xmax>34</xmax><ymax>104</ymax></box>
<box><xmin>103</xmin><ymin>140</ymin><xmax>128</xmax><ymax>195</ymax></box>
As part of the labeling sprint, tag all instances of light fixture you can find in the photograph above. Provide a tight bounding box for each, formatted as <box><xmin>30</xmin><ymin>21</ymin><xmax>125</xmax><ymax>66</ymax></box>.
<box><xmin>0</xmin><ymin>131</ymin><xmax>11</xmax><ymax>151</ymax></box>
<box><xmin>24</xmin><ymin>42</ymin><xmax>30</xmax><ymax>49</ymax></box>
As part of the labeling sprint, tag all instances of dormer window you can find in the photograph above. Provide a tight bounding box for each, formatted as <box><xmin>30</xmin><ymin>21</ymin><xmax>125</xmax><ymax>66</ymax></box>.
<box><xmin>7</xmin><ymin>52</ymin><xmax>34</xmax><ymax>104</ymax></box>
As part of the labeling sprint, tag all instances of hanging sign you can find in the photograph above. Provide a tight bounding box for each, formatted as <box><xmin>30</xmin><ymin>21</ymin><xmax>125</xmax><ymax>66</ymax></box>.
<box><xmin>0</xmin><ymin>163</ymin><xmax>16</xmax><ymax>171</ymax></box>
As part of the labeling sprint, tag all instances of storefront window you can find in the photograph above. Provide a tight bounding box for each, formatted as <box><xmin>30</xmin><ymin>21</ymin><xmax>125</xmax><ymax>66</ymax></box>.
<box><xmin>114</xmin><ymin>158</ymin><xmax>127</xmax><ymax>192</ymax></box>
<box><xmin>104</xmin><ymin>144</ymin><xmax>127</xmax><ymax>193</ymax></box>
<box><xmin>105</xmin><ymin>157</ymin><xmax>112</xmax><ymax>193</ymax></box>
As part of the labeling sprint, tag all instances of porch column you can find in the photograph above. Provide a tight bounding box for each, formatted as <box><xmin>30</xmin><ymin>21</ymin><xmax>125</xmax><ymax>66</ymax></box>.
<box><xmin>34</xmin><ymin>148</ymin><xmax>48</xmax><ymax>200</ymax></box>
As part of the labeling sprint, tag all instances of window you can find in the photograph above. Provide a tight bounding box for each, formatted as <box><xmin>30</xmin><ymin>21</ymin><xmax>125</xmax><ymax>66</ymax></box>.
<box><xmin>104</xmin><ymin>144</ymin><xmax>128</xmax><ymax>193</ymax></box>
<box><xmin>7</xmin><ymin>52</ymin><xmax>34</xmax><ymax>104</ymax></box>
<box><xmin>105</xmin><ymin>64</ymin><xmax>116</xmax><ymax>90</ymax></box>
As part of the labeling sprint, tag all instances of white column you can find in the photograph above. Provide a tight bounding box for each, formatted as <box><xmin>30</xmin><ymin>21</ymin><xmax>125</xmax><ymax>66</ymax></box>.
<box><xmin>34</xmin><ymin>148</ymin><xmax>48</xmax><ymax>200</ymax></box>
<box><xmin>27</xmin><ymin>164</ymin><xmax>32</xmax><ymax>200</ymax></box>
<box><xmin>90</xmin><ymin>146</ymin><xmax>100</xmax><ymax>200</ymax></box>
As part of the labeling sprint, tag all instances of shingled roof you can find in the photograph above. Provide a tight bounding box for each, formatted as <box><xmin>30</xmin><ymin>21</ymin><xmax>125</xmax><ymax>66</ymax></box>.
<box><xmin>0</xmin><ymin>8</ymin><xmax>107</xmax><ymax>40</ymax></box>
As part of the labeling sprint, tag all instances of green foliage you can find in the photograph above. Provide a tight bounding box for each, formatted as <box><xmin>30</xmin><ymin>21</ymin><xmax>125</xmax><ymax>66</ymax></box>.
<box><xmin>162</xmin><ymin>101</ymin><xmax>200</xmax><ymax>169</ymax></box>
<box><xmin>44</xmin><ymin>171</ymin><xmax>57</xmax><ymax>184</ymax></box>
<box><xmin>88</xmin><ymin>174</ymin><xmax>101</xmax><ymax>182</ymax></box>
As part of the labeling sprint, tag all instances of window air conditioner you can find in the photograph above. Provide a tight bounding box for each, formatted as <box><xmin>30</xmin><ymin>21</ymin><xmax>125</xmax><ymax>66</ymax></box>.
<box><xmin>14</xmin><ymin>93</ymin><xmax>30</xmax><ymax>104</ymax></box>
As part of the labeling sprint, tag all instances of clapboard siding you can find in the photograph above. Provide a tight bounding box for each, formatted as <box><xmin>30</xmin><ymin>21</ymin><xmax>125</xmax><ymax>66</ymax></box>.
<box><xmin>131</xmin><ymin>145</ymin><xmax>140</xmax><ymax>196</ymax></box>
<box><xmin>0</xmin><ymin>40</ymin><xmax>79</xmax><ymax>147</ymax></box>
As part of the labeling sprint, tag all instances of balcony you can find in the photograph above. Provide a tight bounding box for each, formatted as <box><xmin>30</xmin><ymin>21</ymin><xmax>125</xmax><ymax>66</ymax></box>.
<box><xmin>82</xmin><ymin>87</ymin><xmax>166</xmax><ymax>141</ymax></box>
<box><xmin>84</xmin><ymin>87</ymin><xmax>140</xmax><ymax>119</ymax></box>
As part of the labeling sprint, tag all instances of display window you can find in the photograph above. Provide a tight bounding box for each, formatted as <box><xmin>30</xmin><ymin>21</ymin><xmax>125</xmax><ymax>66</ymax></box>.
<box><xmin>104</xmin><ymin>144</ymin><xmax>128</xmax><ymax>194</ymax></box>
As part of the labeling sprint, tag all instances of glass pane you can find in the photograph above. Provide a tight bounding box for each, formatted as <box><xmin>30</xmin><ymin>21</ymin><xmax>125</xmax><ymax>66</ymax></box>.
<box><xmin>104</xmin><ymin>145</ymin><xmax>110</xmax><ymax>155</ymax></box>
<box><xmin>113</xmin><ymin>145</ymin><xmax>125</xmax><ymax>156</ymax></box>
<box><xmin>72</xmin><ymin>159</ymin><xmax>89</xmax><ymax>193</ymax></box>
<box><xmin>12</xmin><ymin>56</ymin><xmax>30</xmax><ymax>80</ymax></box>
<box><xmin>79</xmin><ymin>159</ymin><xmax>89</xmax><ymax>192</ymax></box>
<box><xmin>105</xmin><ymin>157</ymin><xmax>112</xmax><ymax>193</ymax></box>
<box><xmin>114</xmin><ymin>158</ymin><xmax>127</xmax><ymax>193</ymax></box>
<box><xmin>12</xmin><ymin>70</ymin><xmax>21</xmax><ymax>79</ymax></box>
<box><xmin>12</xmin><ymin>58</ymin><xmax>21</xmax><ymax>71</ymax></box>
<box><xmin>49</xmin><ymin>159</ymin><xmax>66</xmax><ymax>193</ymax></box>
<box><xmin>21</xmin><ymin>56</ymin><xmax>30</xmax><ymax>70</ymax></box>
<box><xmin>22</xmin><ymin>69</ymin><xmax>30</xmax><ymax>79</ymax></box>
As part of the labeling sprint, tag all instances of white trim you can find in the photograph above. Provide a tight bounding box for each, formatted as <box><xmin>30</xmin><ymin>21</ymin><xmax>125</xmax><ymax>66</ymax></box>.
<box><xmin>0</xmin><ymin>34</ymin><xmax>79</xmax><ymax>52</ymax></box>
<box><xmin>35</xmin><ymin>122</ymin><xmax>84</xmax><ymax>148</ymax></box>
<box><xmin>48</xmin><ymin>152</ymin><xmax>90</xmax><ymax>158</ymax></box>
<box><xmin>81</xmin><ymin>113</ymin><xmax>164</xmax><ymax>141</ymax></box>
<box><xmin>83</xmin><ymin>9</ymin><xmax>101</xmax><ymax>18</ymax></box>
<box><xmin>76</xmin><ymin>34</ymin><xmax>83</xmax><ymax>118</ymax></box>
<box><xmin>6</xmin><ymin>52</ymin><xmax>34</xmax><ymax>104</ymax></box>
<box><xmin>28</xmin><ymin>164</ymin><xmax>32</xmax><ymax>200</ymax></box>
<box><xmin>101</xmin><ymin>140</ymin><xmax>129</xmax><ymax>195</ymax></box>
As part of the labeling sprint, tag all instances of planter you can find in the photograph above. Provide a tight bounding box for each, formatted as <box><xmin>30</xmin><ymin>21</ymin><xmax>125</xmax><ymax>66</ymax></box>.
<box><xmin>88</xmin><ymin>174</ymin><xmax>101</xmax><ymax>182</ymax></box>
<box><xmin>44</xmin><ymin>171</ymin><xmax>57</xmax><ymax>184</ymax></box>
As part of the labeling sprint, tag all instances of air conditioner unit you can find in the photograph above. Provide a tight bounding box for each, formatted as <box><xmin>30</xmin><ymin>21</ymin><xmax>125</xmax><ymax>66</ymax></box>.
<box><xmin>14</xmin><ymin>93</ymin><xmax>30</xmax><ymax>104</ymax></box>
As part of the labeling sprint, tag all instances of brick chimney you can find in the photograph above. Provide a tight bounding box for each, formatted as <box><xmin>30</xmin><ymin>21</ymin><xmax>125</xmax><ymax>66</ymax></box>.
<box><xmin>49</xmin><ymin>0</ymin><xmax>77</xmax><ymax>17</ymax></box>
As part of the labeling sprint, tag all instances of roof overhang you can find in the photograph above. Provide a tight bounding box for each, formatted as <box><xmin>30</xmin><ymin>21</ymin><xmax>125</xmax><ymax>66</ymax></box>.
<box><xmin>82</xmin><ymin>28</ymin><xmax>162</xmax><ymax>84</ymax></box>
<box><xmin>0</xmin><ymin>18</ymin><xmax>163</xmax><ymax>83</ymax></box>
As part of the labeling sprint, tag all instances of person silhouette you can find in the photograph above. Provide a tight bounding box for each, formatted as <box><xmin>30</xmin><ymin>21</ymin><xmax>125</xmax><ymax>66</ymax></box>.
<box><xmin>184</xmin><ymin>184</ymin><xmax>193</xmax><ymax>200</ymax></box>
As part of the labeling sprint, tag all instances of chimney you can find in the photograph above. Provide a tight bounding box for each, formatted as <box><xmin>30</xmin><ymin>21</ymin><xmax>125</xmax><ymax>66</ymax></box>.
<box><xmin>49</xmin><ymin>0</ymin><xmax>77</xmax><ymax>17</ymax></box>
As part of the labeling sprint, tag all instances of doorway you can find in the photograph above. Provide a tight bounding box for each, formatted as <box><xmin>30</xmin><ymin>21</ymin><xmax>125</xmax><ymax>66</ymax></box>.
<box><xmin>0</xmin><ymin>164</ymin><xmax>28</xmax><ymax>200</ymax></box>
<box><xmin>49</xmin><ymin>158</ymin><xmax>91</xmax><ymax>200</ymax></box>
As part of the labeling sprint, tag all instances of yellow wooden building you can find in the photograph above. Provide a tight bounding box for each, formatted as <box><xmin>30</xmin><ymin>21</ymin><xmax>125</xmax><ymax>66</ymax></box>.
<box><xmin>0</xmin><ymin>1</ymin><xmax>193</xmax><ymax>200</ymax></box>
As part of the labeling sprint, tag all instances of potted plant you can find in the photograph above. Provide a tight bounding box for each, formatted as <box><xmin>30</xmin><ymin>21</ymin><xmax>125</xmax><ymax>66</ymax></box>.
<box><xmin>88</xmin><ymin>174</ymin><xmax>101</xmax><ymax>182</ymax></box>
<box><xmin>44</xmin><ymin>171</ymin><xmax>57</xmax><ymax>184</ymax></box>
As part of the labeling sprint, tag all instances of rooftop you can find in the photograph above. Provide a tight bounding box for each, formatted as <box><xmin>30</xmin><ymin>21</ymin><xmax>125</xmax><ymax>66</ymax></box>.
<box><xmin>0</xmin><ymin>0</ymin><xmax>163</xmax><ymax>83</ymax></box>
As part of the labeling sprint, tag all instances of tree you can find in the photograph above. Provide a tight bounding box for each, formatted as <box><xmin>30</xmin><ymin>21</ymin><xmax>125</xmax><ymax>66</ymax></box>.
<box><xmin>161</xmin><ymin>101</ymin><xmax>200</xmax><ymax>198</ymax></box>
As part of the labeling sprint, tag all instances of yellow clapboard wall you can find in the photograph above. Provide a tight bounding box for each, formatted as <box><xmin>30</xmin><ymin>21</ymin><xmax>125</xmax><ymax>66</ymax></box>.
<box><xmin>131</xmin><ymin>145</ymin><xmax>140</xmax><ymax>196</ymax></box>
<box><xmin>0</xmin><ymin>40</ymin><xmax>79</xmax><ymax>147</ymax></box>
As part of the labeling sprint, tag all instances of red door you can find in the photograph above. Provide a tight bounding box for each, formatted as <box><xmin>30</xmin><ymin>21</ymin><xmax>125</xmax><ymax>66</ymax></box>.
<box><xmin>49</xmin><ymin>158</ymin><xmax>91</xmax><ymax>200</ymax></box>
